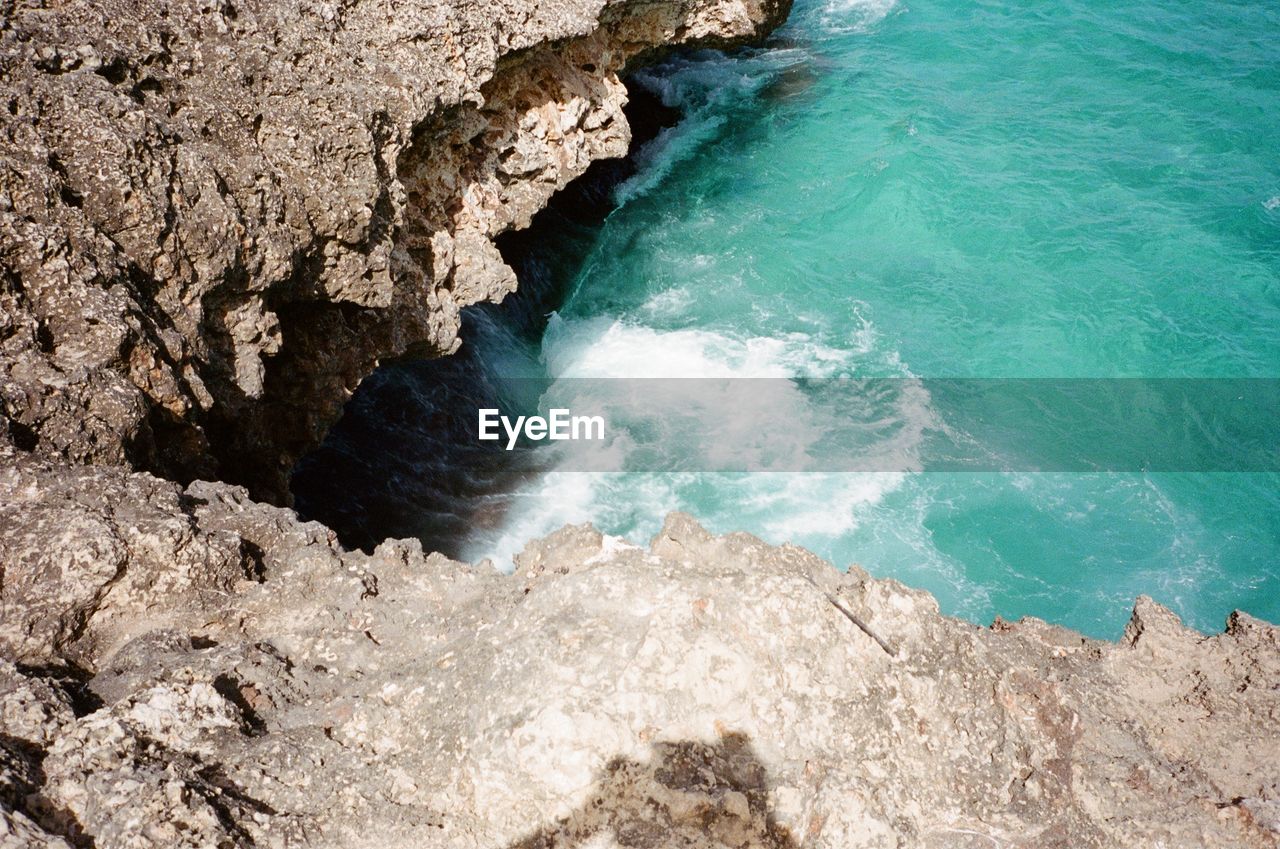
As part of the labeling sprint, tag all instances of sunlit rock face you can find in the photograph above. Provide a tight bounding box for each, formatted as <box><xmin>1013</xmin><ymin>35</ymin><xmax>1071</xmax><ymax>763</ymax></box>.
<box><xmin>0</xmin><ymin>0</ymin><xmax>789</xmax><ymax>503</ymax></box>
<box><xmin>1</xmin><ymin>451</ymin><xmax>1277</xmax><ymax>847</ymax></box>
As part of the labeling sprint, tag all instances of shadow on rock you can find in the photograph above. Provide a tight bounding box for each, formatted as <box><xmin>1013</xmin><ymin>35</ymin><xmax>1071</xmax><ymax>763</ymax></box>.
<box><xmin>508</xmin><ymin>731</ymin><xmax>799</xmax><ymax>849</ymax></box>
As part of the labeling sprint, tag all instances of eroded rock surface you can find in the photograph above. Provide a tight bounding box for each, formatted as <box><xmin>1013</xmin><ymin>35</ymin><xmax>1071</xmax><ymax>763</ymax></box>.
<box><xmin>0</xmin><ymin>0</ymin><xmax>788</xmax><ymax>502</ymax></box>
<box><xmin>2</xmin><ymin>445</ymin><xmax>1278</xmax><ymax>847</ymax></box>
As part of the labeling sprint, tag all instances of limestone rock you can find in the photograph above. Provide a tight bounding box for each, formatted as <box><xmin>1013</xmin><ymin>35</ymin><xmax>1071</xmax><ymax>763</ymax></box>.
<box><xmin>1</xmin><ymin>454</ymin><xmax>1276</xmax><ymax>847</ymax></box>
<box><xmin>0</xmin><ymin>448</ymin><xmax>257</xmax><ymax>668</ymax></box>
<box><xmin>0</xmin><ymin>0</ymin><xmax>790</xmax><ymax>503</ymax></box>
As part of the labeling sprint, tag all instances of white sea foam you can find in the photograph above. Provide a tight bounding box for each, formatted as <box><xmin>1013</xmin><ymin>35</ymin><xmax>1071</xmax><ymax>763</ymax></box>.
<box><xmin>459</xmin><ymin>471</ymin><xmax>601</xmax><ymax>569</ymax></box>
<box><xmin>741</xmin><ymin>473</ymin><xmax>904</xmax><ymax>538</ymax></box>
<box><xmin>542</xmin><ymin>315</ymin><xmax>858</xmax><ymax>379</ymax></box>
<box><xmin>615</xmin><ymin>48</ymin><xmax>809</xmax><ymax>206</ymax></box>
<box><xmin>639</xmin><ymin>286</ymin><xmax>695</xmax><ymax>317</ymax></box>
<box><xmin>818</xmin><ymin>0</ymin><xmax>899</xmax><ymax>35</ymax></box>
<box><xmin>460</xmin><ymin>307</ymin><xmax>949</xmax><ymax>571</ymax></box>
<box><xmin>460</xmin><ymin>471</ymin><xmax>690</xmax><ymax>570</ymax></box>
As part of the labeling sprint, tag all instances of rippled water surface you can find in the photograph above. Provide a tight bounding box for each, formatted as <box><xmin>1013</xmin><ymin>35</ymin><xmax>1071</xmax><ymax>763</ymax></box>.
<box><xmin>299</xmin><ymin>0</ymin><xmax>1280</xmax><ymax>637</ymax></box>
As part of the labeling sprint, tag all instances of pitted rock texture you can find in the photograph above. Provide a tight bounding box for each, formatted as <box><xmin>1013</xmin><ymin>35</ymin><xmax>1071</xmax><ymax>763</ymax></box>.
<box><xmin>0</xmin><ymin>0</ymin><xmax>789</xmax><ymax>502</ymax></box>
<box><xmin>1</xmin><ymin>447</ymin><xmax>1277</xmax><ymax>848</ymax></box>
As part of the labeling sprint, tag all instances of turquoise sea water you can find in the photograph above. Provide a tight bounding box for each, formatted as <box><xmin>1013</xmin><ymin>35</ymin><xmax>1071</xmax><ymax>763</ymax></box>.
<box><xmin>452</xmin><ymin>0</ymin><xmax>1280</xmax><ymax>638</ymax></box>
<box><xmin>309</xmin><ymin>0</ymin><xmax>1280</xmax><ymax>638</ymax></box>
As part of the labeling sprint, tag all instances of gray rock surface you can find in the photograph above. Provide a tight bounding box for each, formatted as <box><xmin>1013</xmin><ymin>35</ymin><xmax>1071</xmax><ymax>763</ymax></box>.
<box><xmin>1</xmin><ymin>447</ymin><xmax>1277</xmax><ymax>847</ymax></box>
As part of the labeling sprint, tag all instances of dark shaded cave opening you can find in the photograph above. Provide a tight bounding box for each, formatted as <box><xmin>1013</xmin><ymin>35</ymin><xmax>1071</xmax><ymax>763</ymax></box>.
<box><xmin>288</xmin><ymin>81</ymin><xmax>682</xmax><ymax>556</ymax></box>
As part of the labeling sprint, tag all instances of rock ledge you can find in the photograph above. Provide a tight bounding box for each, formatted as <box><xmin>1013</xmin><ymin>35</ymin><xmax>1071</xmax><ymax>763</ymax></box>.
<box><xmin>1</xmin><ymin>450</ymin><xmax>1278</xmax><ymax>847</ymax></box>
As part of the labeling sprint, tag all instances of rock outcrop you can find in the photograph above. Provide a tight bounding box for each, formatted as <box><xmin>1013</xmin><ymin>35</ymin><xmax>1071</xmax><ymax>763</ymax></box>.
<box><xmin>0</xmin><ymin>0</ymin><xmax>788</xmax><ymax>502</ymax></box>
<box><xmin>1</xmin><ymin>445</ymin><xmax>1278</xmax><ymax>847</ymax></box>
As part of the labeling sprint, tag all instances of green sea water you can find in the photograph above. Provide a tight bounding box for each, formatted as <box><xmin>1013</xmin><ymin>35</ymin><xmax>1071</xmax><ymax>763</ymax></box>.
<box><xmin>446</xmin><ymin>0</ymin><xmax>1280</xmax><ymax>637</ymax></box>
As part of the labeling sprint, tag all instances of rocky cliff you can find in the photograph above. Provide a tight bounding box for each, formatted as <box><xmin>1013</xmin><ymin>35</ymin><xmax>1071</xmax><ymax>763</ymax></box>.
<box><xmin>2</xmin><ymin>446</ymin><xmax>1278</xmax><ymax>847</ymax></box>
<box><xmin>1</xmin><ymin>0</ymin><xmax>1279</xmax><ymax>847</ymax></box>
<box><xmin>0</xmin><ymin>0</ymin><xmax>787</xmax><ymax>502</ymax></box>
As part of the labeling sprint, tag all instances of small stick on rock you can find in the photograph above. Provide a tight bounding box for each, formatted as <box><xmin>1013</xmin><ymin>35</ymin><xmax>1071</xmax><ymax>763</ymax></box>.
<box><xmin>802</xmin><ymin>575</ymin><xmax>898</xmax><ymax>658</ymax></box>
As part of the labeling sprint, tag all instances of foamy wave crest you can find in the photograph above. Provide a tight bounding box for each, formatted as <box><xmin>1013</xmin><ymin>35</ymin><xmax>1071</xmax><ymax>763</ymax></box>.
<box><xmin>543</xmin><ymin>314</ymin><xmax>940</xmax><ymax>467</ymax></box>
<box><xmin>540</xmin><ymin>319</ymin><xmax>860</xmax><ymax>473</ymax></box>
<box><xmin>457</xmin><ymin>471</ymin><xmax>603</xmax><ymax>570</ymax></box>
<box><xmin>743</xmin><ymin>473</ymin><xmax>905</xmax><ymax>538</ymax></box>
<box><xmin>616</xmin><ymin>48</ymin><xmax>809</xmax><ymax>206</ymax></box>
<box><xmin>459</xmin><ymin>310</ymin><xmax>944</xmax><ymax>568</ymax></box>
<box><xmin>462</xmin><ymin>470</ymin><xmax>916</xmax><ymax>574</ymax></box>
<box><xmin>542</xmin><ymin>315</ymin><xmax>857</xmax><ymax>378</ymax></box>
<box><xmin>818</xmin><ymin>0</ymin><xmax>899</xmax><ymax>35</ymax></box>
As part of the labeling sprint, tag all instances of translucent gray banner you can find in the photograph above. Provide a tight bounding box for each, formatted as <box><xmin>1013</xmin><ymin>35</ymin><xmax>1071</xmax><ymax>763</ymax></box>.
<box><xmin>453</xmin><ymin>378</ymin><xmax>1280</xmax><ymax>472</ymax></box>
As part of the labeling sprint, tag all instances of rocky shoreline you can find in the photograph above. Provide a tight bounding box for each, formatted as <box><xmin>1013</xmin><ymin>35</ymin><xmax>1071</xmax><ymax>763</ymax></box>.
<box><xmin>1</xmin><ymin>0</ymin><xmax>1278</xmax><ymax>846</ymax></box>
<box><xmin>3</xmin><ymin>445</ymin><xmax>1279</xmax><ymax>846</ymax></box>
